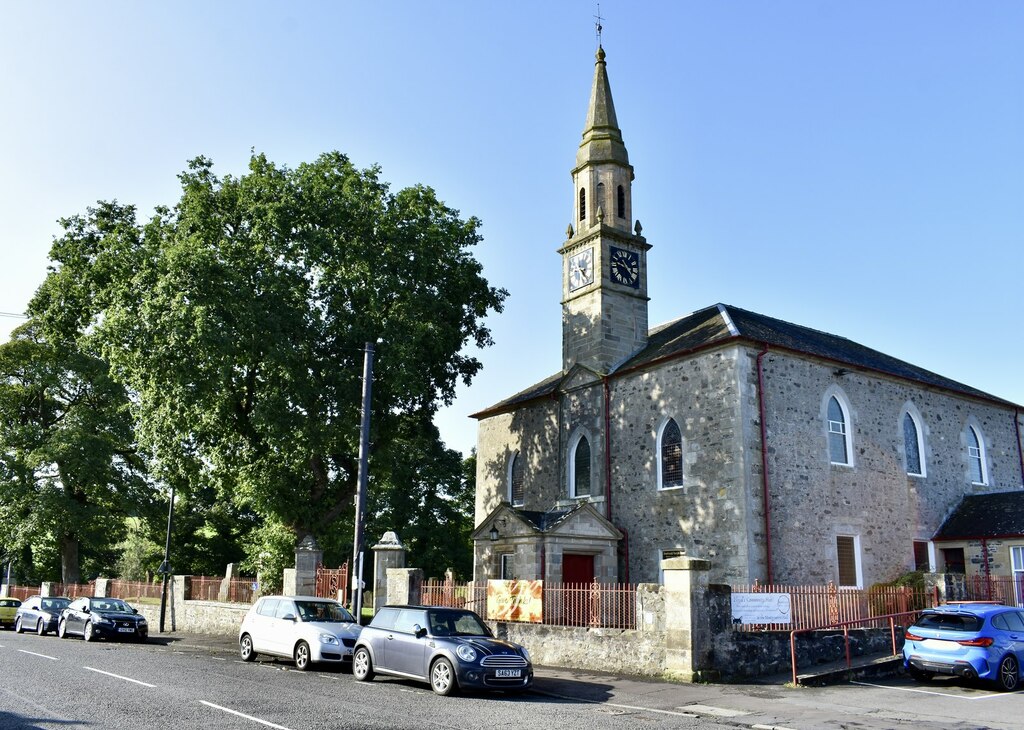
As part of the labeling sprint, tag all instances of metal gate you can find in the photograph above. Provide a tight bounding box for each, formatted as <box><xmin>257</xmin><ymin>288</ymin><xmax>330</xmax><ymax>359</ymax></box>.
<box><xmin>315</xmin><ymin>562</ymin><xmax>349</xmax><ymax>603</ymax></box>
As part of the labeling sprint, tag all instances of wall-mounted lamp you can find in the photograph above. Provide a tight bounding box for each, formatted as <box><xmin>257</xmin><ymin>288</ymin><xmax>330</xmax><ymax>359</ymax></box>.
<box><xmin>489</xmin><ymin>524</ymin><xmax>499</xmax><ymax>542</ymax></box>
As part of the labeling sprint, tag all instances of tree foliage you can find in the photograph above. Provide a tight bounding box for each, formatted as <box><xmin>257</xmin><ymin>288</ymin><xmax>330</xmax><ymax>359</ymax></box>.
<box><xmin>22</xmin><ymin>151</ymin><xmax>503</xmax><ymax>573</ymax></box>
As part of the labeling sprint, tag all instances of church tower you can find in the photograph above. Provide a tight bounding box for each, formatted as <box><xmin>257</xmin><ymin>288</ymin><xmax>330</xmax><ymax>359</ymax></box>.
<box><xmin>559</xmin><ymin>45</ymin><xmax>650</xmax><ymax>374</ymax></box>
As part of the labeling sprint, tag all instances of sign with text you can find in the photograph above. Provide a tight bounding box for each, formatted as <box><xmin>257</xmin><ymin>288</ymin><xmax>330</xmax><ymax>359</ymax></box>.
<box><xmin>486</xmin><ymin>579</ymin><xmax>543</xmax><ymax>623</ymax></box>
<box><xmin>731</xmin><ymin>592</ymin><xmax>792</xmax><ymax>625</ymax></box>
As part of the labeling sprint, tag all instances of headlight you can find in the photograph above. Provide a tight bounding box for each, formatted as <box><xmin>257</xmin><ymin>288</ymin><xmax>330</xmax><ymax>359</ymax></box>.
<box><xmin>95</xmin><ymin>617</ymin><xmax>113</xmax><ymax>625</ymax></box>
<box><xmin>138</xmin><ymin>619</ymin><xmax>147</xmax><ymax>626</ymax></box>
<box><xmin>520</xmin><ymin>647</ymin><xmax>531</xmax><ymax>663</ymax></box>
<box><xmin>40</xmin><ymin>612</ymin><xmax>53</xmax><ymax>621</ymax></box>
<box><xmin>319</xmin><ymin>633</ymin><xmax>338</xmax><ymax>645</ymax></box>
<box><xmin>456</xmin><ymin>644</ymin><xmax>477</xmax><ymax>663</ymax></box>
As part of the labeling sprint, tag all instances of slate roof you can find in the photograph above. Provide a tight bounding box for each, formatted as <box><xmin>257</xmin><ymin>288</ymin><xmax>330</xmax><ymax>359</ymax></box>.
<box><xmin>472</xmin><ymin>303</ymin><xmax>1018</xmax><ymax>418</ymax></box>
<box><xmin>933</xmin><ymin>491</ymin><xmax>1024</xmax><ymax>540</ymax></box>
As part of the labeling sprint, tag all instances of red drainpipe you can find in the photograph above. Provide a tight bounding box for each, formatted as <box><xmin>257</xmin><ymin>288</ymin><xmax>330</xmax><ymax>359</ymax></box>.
<box><xmin>981</xmin><ymin>537</ymin><xmax>992</xmax><ymax>601</ymax></box>
<box><xmin>757</xmin><ymin>345</ymin><xmax>774</xmax><ymax>585</ymax></box>
<box><xmin>603</xmin><ymin>376</ymin><xmax>613</xmax><ymax>523</ymax></box>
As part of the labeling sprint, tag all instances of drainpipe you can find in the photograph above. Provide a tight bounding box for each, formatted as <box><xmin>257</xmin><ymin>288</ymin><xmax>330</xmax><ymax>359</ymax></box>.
<box><xmin>603</xmin><ymin>376</ymin><xmax>613</xmax><ymax>523</ymax></box>
<box><xmin>620</xmin><ymin>527</ymin><xmax>630</xmax><ymax>585</ymax></box>
<box><xmin>756</xmin><ymin>345</ymin><xmax>774</xmax><ymax>585</ymax></box>
<box><xmin>981</xmin><ymin>537</ymin><xmax>992</xmax><ymax>601</ymax></box>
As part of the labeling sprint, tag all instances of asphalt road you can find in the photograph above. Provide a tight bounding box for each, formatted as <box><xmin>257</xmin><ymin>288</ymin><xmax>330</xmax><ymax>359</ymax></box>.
<box><xmin>1</xmin><ymin>629</ymin><xmax>1021</xmax><ymax>730</ymax></box>
<box><xmin>0</xmin><ymin>630</ymin><xmax>735</xmax><ymax>730</ymax></box>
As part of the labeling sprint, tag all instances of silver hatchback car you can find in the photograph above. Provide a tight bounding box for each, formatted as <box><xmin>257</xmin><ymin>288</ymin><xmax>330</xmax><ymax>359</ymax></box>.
<box><xmin>239</xmin><ymin>596</ymin><xmax>361</xmax><ymax>671</ymax></box>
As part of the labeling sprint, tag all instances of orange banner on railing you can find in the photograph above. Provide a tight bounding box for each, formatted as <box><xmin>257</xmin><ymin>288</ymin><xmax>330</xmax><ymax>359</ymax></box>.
<box><xmin>486</xmin><ymin>579</ymin><xmax>543</xmax><ymax>623</ymax></box>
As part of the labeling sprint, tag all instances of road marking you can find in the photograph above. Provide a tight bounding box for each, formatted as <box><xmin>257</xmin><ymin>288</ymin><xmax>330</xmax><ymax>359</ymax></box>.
<box><xmin>83</xmin><ymin>666</ymin><xmax>157</xmax><ymax>687</ymax></box>
<box><xmin>684</xmin><ymin>704</ymin><xmax>751</xmax><ymax>717</ymax></box>
<box><xmin>18</xmin><ymin>649</ymin><xmax>60</xmax><ymax>661</ymax></box>
<box><xmin>199</xmin><ymin>700</ymin><xmax>296</xmax><ymax>730</ymax></box>
<box><xmin>852</xmin><ymin>681</ymin><xmax>1013</xmax><ymax>701</ymax></box>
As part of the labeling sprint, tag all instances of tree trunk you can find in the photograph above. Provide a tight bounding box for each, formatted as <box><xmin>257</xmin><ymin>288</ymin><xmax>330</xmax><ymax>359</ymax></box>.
<box><xmin>60</xmin><ymin>535</ymin><xmax>81</xmax><ymax>584</ymax></box>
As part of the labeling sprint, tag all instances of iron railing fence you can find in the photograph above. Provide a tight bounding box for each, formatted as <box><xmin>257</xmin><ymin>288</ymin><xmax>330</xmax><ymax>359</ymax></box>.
<box><xmin>50</xmin><ymin>582</ymin><xmax>95</xmax><ymax>599</ymax></box>
<box><xmin>107</xmin><ymin>580</ymin><xmax>164</xmax><ymax>603</ymax></box>
<box><xmin>945</xmin><ymin>574</ymin><xmax>1024</xmax><ymax>607</ymax></box>
<box><xmin>418</xmin><ymin>579</ymin><xmax>638</xmax><ymax>630</ymax></box>
<box><xmin>5</xmin><ymin>585</ymin><xmax>40</xmax><ymax>601</ymax></box>
<box><xmin>189</xmin><ymin>576</ymin><xmax>257</xmax><ymax>603</ymax></box>
<box><xmin>730</xmin><ymin>581</ymin><xmax>937</xmax><ymax>631</ymax></box>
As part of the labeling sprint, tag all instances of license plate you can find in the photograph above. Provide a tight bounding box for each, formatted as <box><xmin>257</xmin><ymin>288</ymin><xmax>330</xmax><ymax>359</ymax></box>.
<box><xmin>117</xmin><ymin>627</ymin><xmax>135</xmax><ymax>633</ymax></box>
<box><xmin>921</xmin><ymin>638</ymin><xmax>956</xmax><ymax>651</ymax></box>
<box><xmin>495</xmin><ymin>669</ymin><xmax>522</xmax><ymax>678</ymax></box>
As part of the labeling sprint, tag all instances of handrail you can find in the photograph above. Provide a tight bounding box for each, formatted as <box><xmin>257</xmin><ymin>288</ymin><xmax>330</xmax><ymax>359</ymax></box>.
<box><xmin>789</xmin><ymin>609</ymin><xmax>923</xmax><ymax>686</ymax></box>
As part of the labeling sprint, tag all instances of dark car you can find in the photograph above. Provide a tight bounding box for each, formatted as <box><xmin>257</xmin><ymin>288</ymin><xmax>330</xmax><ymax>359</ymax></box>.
<box><xmin>15</xmin><ymin>596</ymin><xmax>71</xmax><ymax>635</ymax></box>
<box><xmin>353</xmin><ymin>605</ymin><xmax>532</xmax><ymax>696</ymax></box>
<box><xmin>58</xmin><ymin>597</ymin><xmax>148</xmax><ymax>642</ymax></box>
<box><xmin>904</xmin><ymin>602</ymin><xmax>1024</xmax><ymax>691</ymax></box>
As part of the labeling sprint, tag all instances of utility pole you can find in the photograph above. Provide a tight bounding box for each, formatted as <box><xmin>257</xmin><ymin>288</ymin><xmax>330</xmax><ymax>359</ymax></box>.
<box><xmin>351</xmin><ymin>342</ymin><xmax>375</xmax><ymax>622</ymax></box>
<box><xmin>158</xmin><ymin>484</ymin><xmax>175</xmax><ymax>632</ymax></box>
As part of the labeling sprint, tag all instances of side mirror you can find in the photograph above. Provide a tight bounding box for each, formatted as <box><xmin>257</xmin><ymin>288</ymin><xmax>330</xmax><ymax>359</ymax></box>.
<box><xmin>82</xmin><ymin>607</ymin><xmax>90</xmax><ymax>614</ymax></box>
<box><xmin>282</xmin><ymin>614</ymin><xmax>297</xmax><ymax>622</ymax></box>
<box><xmin>414</xmin><ymin>625</ymin><xmax>428</xmax><ymax>639</ymax></box>
<box><xmin>132</xmin><ymin>607</ymin><xmax>138</xmax><ymax>614</ymax></box>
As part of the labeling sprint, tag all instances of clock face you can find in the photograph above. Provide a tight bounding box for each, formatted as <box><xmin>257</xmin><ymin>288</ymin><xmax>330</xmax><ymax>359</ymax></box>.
<box><xmin>568</xmin><ymin>247</ymin><xmax>594</xmax><ymax>291</ymax></box>
<box><xmin>609</xmin><ymin>246</ymin><xmax>640</xmax><ymax>288</ymax></box>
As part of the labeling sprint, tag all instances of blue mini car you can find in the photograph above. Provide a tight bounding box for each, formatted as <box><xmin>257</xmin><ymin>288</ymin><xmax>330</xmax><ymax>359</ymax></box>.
<box><xmin>903</xmin><ymin>603</ymin><xmax>1023</xmax><ymax>691</ymax></box>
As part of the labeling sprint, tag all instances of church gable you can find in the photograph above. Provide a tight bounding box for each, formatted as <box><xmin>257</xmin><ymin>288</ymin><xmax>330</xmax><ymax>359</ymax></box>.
<box><xmin>560</xmin><ymin>364</ymin><xmax>602</xmax><ymax>393</ymax></box>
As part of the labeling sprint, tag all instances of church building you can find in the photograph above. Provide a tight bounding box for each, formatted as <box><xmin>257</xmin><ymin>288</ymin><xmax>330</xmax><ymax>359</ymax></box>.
<box><xmin>471</xmin><ymin>46</ymin><xmax>1024</xmax><ymax>590</ymax></box>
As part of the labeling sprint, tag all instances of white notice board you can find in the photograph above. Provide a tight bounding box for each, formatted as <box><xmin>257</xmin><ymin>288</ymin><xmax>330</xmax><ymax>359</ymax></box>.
<box><xmin>731</xmin><ymin>592</ymin><xmax>792</xmax><ymax>624</ymax></box>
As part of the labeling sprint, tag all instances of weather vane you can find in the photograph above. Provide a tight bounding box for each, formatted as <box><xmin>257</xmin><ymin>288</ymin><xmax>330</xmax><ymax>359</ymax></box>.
<box><xmin>595</xmin><ymin>3</ymin><xmax>604</xmax><ymax>47</ymax></box>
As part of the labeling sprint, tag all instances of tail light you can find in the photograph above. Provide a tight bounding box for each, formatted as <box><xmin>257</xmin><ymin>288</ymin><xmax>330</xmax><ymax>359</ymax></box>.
<box><xmin>905</xmin><ymin>631</ymin><xmax>924</xmax><ymax>641</ymax></box>
<box><xmin>956</xmin><ymin>637</ymin><xmax>994</xmax><ymax>647</ymax></box>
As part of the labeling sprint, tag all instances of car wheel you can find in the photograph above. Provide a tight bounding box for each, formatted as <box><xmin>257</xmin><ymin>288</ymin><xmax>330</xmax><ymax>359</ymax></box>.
<box><xmin>294</xmin><ymin>641</ymin><xmax>312</xmax><ymax>671</ymax></box>
<box><xmin>58</xmin><ymin>619</ymin><xmax>68</xmax><ymax>639</ymax></box>
<box><xmin>83</xmin><ymin>621</ymin><xmax>94</xmax><ymax>642</ymax></box>
<box><xmin>352</xmin><ymin>647</ymin><xmax>374</xmax><ymax>681</ymax></box>
<box><xmin>239</xmin><ymin>633</ymin><xmax>257</xmax><ymax>661</ymax></box>
<box><xmin>908</xmin><ymin>666</ymin><xmax>932</xmax><ymax>683</ymax></box>
<box><xmin>997</xmin><ymin>654</ymin><xmax>1019</xmax><ymax>692</ymax></box>
<box><xmin>36</xmin><ymin>618</ymin><xmax>46</xmax><ymax>636</ymax></box>
<box><xmin>430</xmin><ymin>657</ymin><xmax>458</xmax><ymax>696</ymax></box>
<box><xmin>14</xmin><ymin>616</ymin><xmax>23</xmax><ymax>634</ymax></box>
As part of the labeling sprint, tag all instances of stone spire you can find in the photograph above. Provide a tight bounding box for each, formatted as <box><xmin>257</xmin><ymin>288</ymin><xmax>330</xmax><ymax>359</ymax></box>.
<box><xmin>576</xmin><ymin>46</ymin><xmax>631</xmax><ymax>173</ymax></box>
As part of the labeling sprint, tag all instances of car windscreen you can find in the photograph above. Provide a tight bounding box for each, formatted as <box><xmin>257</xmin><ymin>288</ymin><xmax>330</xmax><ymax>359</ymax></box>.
<box><xmin>295</xmin><ymin>600</ymin><xmax>355</xmax><ymax>623</ymax></box>
<box><xmin>428</xmin><ymin>609</ymin><xmax>491</xmax><ymax>637</ymax></box>
<box><xmin>915</xmin><ymin>612</ymin><xmax>983</xmax><ymax>632</ymax></box>
<box><xmin>91</xmin><ymin>599</ymin><xmax>132</xmax><ymax>613</ymax></box>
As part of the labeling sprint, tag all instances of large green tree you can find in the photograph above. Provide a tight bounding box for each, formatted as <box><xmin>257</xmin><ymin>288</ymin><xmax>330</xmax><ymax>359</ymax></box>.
<box><xmin>32</xmin><ymin>152</ymin><xmax>503</xmax><ymax>565</ymax></box>
<box><xmin>0</xmin><ymin>323</ymin><xmax>149</xmax><ymax>582</ymax></box>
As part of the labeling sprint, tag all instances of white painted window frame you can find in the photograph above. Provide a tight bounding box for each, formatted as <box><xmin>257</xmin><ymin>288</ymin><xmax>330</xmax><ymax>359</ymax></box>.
<box><xmin>568</xmin><ymin>429</ymin><xmax>593</xmax><ymax>499</ymax></box>
<box><xmin>507</xmin><ymin>451</ymin><xmax>524</xmax><ymax>507</ymax></box>
<box><xmin>901</xmin><ymin>405</ymin><xmax>927</xmax><ymax>478</ymax></box>
<box><xmin>823</xmin><ymin>387</ymin><xmax>854</xmax><ymax>467</ymax></box>
<box><xmin>835</xmin><ymin>534</ymin><xmax>863</xmax><ymax>589</ymax></box>
<box><xmin>656</xmin><ymin>417</ymin><xmax>684</xmax><ymax>491</ymax></box>
<box><xmin>966</xmin><ymin>423</ymin><xmax>989</xmax><ymax>486</ymax></box>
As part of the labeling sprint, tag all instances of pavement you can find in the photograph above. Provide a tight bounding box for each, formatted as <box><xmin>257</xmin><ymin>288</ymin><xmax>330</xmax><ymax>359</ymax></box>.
<box><xmin>147</xmin><ymin>630</ymin><xmax>899</xmax><ymax>730</ymax></box>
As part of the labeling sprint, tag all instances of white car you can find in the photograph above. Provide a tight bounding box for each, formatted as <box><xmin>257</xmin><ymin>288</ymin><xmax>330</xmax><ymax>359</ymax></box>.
<box><xmin>238</xmin><ymin>595</ymin><xmax>361</xmax><ymax>671</ymax></box>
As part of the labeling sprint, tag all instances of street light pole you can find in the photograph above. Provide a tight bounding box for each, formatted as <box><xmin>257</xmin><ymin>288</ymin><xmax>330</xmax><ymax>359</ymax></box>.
<box><xmin>351</xmin><ymin>342</ymin><xmax>375</xmax><ymax>622</ymax></box>
<box><xmin>158</xmin><ymin>484</ymin><xmax>175</xmax><ymax>633</ymax></box>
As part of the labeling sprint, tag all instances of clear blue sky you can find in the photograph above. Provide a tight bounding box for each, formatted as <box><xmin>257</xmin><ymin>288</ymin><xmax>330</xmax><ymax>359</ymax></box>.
<box><xmin>2</xmin><ymin>1</ymin><xmax>1021</xmax><ymax>457</ymax></box>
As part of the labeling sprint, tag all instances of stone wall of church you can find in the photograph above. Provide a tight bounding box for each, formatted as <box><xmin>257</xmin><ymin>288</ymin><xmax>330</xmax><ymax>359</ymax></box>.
<box><xmin>608</xmin><ymin>345</ymin><xmax>756</xmax><ymax>585</ymax></box>
<box><xmin>758</xmin><ymin>347</ymin><xmax>1023</xmax><ymax>587</ymax></box>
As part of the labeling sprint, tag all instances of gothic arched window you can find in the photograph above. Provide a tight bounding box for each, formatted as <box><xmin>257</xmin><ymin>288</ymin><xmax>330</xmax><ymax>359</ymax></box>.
<box><xmin>658</xmin><ymin>418</ymin><xmax>683</xmax><ymax>489</ymax></box>
<box><xmin>902</xmin><ymin>411</ymin><xmax>925</xmax><ymax>477</ymax></box>
<box><xmin>569</xmin><ymin>433</ymin><xmax>592</xmax><ymax>498</ymax></box>
<box><xmin>579</xmin><ymin>187</ymin><xmax>586</xmax><ymax>222</ymax></box>
<box><xmin>966</xmin><ymin>425</ymin><xmax>987</xmax><ymax>485</ymax></box>
<box><xmin>826</xmin><ymin>394</ymin><xmax>852</xmax><ymax>465</ymax></box>
<box><xmin>508</xmin><ymin>452</ymin><xmax>524</xmax><ymax>507</ymax></box>
<box><xmin>617</xmin><ymin>185</ymin><xmax>625</xmax><ymax>218</ymax></box>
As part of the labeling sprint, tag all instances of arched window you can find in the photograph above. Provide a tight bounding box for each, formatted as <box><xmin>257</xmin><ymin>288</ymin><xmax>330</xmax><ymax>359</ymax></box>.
<box><xmin>578</xmin><ymin>187</ymin><xmax>586</xmax><ymax>222</ymax></box>
<box><xmin>569</xmin><ymin>433</ymin><xmax>592</xmax><ymax>498</ymax></box>
<box><xmin>966</xmin><ymin>425</ymin><xmax>987</xmax><ymax>485</ymax></box>
<box><xmin>508</xmin><ymin>452</ymin><xmax>524</xmax><ymax>507</ymax></box>
<box><xmin>902</xmin><ymin>410</ymin><xmax>925</xmax><ymax>477</ymax></box>
<box><xmin>617</xmin><ymin>185</ymin><xmax>625</xmax><ymax>218</ymax></box>
<box><xmin>596</xmin><ymin>182</ymin><xmax>605</xmax><ymax>217</ymax></box>
<box><xmin>658</xmin><ymin>418</ymin><xmax>683</xmax><ymax>489</ymax></box>
<box><xmin>826</xmin><ymin>394</ymin><xmax>852</xmax><ymax>465</ymax></box>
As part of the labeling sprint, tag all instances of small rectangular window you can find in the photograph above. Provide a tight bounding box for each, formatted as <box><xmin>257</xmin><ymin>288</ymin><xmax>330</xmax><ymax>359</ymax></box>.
<box><xmin>913</xmin><ymin>541</ymin><xmax>930</xmax><ymax>571</ymax></box>
<box><xmin>500</xmin><ymin>554</ymin><xmax>514</xmax><ymax>580</ymax></box>
<box><xmin>942</xmin><ymin>547</ymin><xmax>966</xmax><ymax>575</ymax></box>
<box><xmin>836</xmin><ymin>535</ymin><xmax>859</xmax><ymax>587</ymax></box>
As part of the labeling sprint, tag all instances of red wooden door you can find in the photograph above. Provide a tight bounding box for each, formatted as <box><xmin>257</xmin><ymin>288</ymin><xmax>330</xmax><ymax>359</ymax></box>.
<box><xmin>562</xmin><ymin>554</ymin><xmax>595</xmax><ymax>626</ymax></box>
<box><xmin>563</xmin><ymin>554</ymin><xmax>595</xmax><ymax>584</ymax></box>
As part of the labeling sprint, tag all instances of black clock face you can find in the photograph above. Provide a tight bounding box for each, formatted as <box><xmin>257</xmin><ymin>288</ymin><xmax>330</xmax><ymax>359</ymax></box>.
<box><xmin>609</xmin><ymin>247</ymin><xmax>640</xmax><ymax>288</ymax></box>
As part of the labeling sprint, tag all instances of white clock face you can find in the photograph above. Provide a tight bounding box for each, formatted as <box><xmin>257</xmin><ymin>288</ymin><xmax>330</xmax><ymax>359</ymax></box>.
<box><xmin>568</xmin><ymin>247</ymin><xmax>594</xmax><ymax>291</ymax></box>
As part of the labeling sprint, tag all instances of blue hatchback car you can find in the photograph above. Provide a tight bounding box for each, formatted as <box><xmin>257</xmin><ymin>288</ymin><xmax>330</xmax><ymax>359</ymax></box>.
<box><xmin>903</xmin><ymin>603</ymin><xmax>1023</xmax><ymax>691</ymax></box>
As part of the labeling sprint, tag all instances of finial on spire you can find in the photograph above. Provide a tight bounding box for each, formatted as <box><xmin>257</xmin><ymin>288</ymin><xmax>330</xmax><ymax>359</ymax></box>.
<box><xmin>594</xmin><ymin>3</ymin><xmax>604</xmax><ymax>49</ymax></box>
